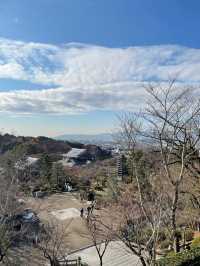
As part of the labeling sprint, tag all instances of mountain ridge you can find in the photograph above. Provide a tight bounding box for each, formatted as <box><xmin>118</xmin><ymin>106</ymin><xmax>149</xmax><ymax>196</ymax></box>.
<box><xmin>55</xmin><ymin>133</ymin><xmax>114</xmax><ymax>144</ymax></box>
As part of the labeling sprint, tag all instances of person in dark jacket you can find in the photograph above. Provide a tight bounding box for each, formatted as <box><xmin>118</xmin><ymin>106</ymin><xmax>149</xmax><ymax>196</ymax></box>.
<box><xmin>80</xmin><ymin>208</ymin><xmax>84</xmax><ymax>218</ymax></box>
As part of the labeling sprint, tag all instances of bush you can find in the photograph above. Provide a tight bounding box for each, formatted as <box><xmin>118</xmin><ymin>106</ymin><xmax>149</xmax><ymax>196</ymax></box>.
<box><xmin>166</xmin><ymin>251</ymin><xmax>176</xmax><ymax>257</ymax></box>
<box><xmin>157</xmin><ymin>247</ymin><xmax>200</xmax><ymax>266</ymax></box>
<box><xmin>20</xmin><ymin>184</ymin><xmax>31</xmax><ymax>195</ymax></box>
<box><xmin>191</xmin><ymin>237</ymin><xmax>200</xmax><ymax>248</ymax></box>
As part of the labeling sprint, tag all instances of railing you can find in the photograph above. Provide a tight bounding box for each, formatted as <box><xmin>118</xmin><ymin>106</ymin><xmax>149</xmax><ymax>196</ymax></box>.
<box><xmin>58</xmin><ymin>256</ymin><xmax>82</xmax><ymax>266</ymax></box>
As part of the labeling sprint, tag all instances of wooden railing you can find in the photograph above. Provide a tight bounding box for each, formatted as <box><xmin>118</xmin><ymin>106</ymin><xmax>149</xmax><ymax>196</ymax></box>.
<box><xmin>58</xmin><ymin>256</ymin><xmax>82</xmax><ymax>266</ymax></box>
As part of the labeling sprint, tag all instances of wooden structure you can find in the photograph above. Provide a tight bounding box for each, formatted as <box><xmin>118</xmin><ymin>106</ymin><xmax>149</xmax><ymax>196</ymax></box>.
<box><xmin>58</xmin><ymin>256</ymin><xmax>82</xmax><ymax>266</ymax></box>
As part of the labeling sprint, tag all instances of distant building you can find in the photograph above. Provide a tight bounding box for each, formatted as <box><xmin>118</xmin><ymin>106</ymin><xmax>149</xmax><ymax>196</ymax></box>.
<box><xmin>59</xmin><ymin>146</ymin><xmax>111</xmax><ymax>167</ymax></box>
<box><xmin>116</xmin><ymin>154</ymin><xmax>126</xmax><ymax>181</ymax></box>
<box><xmin>65</xmin><ymin>148</ymin><xmax>87</xmax><ymax>160</ymax></box>
<box><xmin>60</xmin><ymin>148</ymin><xmax>92</xmax><ymax>166</ymax></box>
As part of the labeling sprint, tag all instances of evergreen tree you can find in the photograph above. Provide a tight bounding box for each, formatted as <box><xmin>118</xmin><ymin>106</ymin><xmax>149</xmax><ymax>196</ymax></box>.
<box><xmin>51</xmin><ymin>162</ymin><xmax>66</xmax><ymax>190</ymax></box>
<box><xmin>38</xmin><ymin>153</ymin><xmax>52</xmax><ymax>185</ymax></box>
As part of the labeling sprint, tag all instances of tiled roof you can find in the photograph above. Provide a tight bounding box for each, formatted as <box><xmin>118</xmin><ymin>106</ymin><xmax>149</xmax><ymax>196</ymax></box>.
<box><xmin>66</xmin><ymin>148</ymin><xmax>86</xmax><ymax>158</ymax></box>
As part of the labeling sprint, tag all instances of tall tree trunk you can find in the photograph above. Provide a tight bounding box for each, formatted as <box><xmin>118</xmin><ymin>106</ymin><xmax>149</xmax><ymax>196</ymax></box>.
<box><xmin>172</xmin><ymin>183</ymin><xmax>180</xmax><ymax>253</ymax></box>
<box><xmin>99</xmin><ymin>256</ymin><xmax>103</xmax><ymax>266</ymax></box>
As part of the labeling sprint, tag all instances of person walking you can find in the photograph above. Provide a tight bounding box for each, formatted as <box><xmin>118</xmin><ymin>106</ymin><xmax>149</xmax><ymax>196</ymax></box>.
<box><xmin>91</xmin><ymin>203</ymin><xmax>94</xmax><ymax>214</ymax></box>
<box><xmin>87</xmin><ymin>206</ymin><xmax>91</xmax><ymax>216</ymax></box>
<box><xmin>80</xmin><ymin>208</ymin><xmax>84</xmax><ymax>218</ymax></box>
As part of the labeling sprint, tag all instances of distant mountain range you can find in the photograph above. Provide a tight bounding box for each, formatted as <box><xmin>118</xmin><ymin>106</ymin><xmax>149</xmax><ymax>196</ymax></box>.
<box><xmin>55</xmin><ymin>133</ymin><xmax>114</xmax><ymax>144</ymax></box>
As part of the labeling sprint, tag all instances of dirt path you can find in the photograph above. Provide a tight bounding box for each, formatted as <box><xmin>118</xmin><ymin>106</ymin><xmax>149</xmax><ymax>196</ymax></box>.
<box><xmin>26</xmin><ymin>192</ymin><xmax>92</xmax><ymax>250</ymax></box>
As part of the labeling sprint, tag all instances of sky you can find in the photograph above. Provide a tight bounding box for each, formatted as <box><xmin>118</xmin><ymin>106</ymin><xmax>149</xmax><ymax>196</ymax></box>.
<box><xmin>0</xmin><ymin>0</ymin><xmax>200</xmax><ymax>137</ymax></box>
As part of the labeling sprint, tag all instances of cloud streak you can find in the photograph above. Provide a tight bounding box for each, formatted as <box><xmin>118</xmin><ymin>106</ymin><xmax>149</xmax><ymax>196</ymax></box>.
<box><xmin>0</xmin><ymin>38</ymin><xmax>200</xmax><ymax>114</ymax></box>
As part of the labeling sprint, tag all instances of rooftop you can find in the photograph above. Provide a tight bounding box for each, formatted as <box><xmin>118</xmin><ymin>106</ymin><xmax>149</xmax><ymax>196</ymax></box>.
<box><xmin>65</xmin><ymin>148</ymin><xmax>86</xmax><ymax>158</ymax></box>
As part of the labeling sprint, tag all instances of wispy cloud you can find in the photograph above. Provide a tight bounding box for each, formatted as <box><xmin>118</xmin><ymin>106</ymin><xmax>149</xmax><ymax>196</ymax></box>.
<box><xmin>0</xmin><ymin>38</ymin><xmax>199</xmax><ymax>115</ymax></box>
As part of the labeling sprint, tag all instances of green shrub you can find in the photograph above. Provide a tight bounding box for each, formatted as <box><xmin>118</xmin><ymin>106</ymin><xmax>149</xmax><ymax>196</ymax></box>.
<box><xmin>191</xmin><ymin>237</ymin><xmax>200</xmax><ymax>248</ymax></box>
<box><xmin>20</xmin><ymin>184</ymin><xmax>31</xmax><ymax>195</ymax></box>
<box><xmin>157</xmin><ymin>247</ymin><xmax>200</xmax><ymax>266</ymax></box>
<box><xmin>166</xmin><ymin>251</ymin><xmax>176</xmax><ymax>257</ymax></box>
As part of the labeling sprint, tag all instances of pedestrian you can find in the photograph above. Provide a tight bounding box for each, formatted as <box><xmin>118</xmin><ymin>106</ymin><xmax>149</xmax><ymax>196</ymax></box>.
<box><xmin>80</xmin><ymin>192</ymin><xmax>84</xmax><ymax>202</ymax></box>
<box><xmin>87</xmin><ymin>206</ymin><xmax>91</xmax><ymax>217</ymax></box>
<box><xmin>91</xmin><ymin>203</ymin><xmax>94</xmax><ymax>213</ymax></box>
<box><xmin>86</xmin><ymin>206</ymin><xmax>91</xmax><ymax>224</ymax></box>
<box><xmin>80</xmin><ymin>208</ymin><xmax>84</xmax><ymax>218</ymax></box>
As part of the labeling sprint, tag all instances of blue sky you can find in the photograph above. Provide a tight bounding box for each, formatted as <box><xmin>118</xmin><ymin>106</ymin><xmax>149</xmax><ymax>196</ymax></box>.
<box><xmin>0</xmin><ymin>0</ymin><xmax>200</xmax><ymax>136</ymax></box>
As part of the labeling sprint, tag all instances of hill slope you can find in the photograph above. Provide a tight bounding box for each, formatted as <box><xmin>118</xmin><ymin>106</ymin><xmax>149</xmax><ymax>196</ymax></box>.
<box><xmin>0</xmin><ymin>134</ymin><xmax>110</xmax><ymax>160</ymax></box>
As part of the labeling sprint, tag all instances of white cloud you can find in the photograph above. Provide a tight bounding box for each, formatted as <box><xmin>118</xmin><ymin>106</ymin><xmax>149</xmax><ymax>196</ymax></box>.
<box><xmin>0</xmin><ymin>38</ymin><xmax>199</xmax><ymax>115</ymax></box>
<box><xmin>0</xmin><ymin>62</ymin><xmax>26</xmax><ymax>79</ymax></box>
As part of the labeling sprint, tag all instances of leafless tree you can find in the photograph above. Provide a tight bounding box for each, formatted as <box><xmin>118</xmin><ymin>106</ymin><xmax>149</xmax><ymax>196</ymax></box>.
<box><xmin>0</xmin><ymin>169</ymin><xmax>23</xmax><ymax>264</ymax></box>
<box><xmin>0</xmin><ymin>150</ymin><xmax>39</xmax><ymax>265</ymax></box>
<box><xmin>87</xmin><ymin>215</ymin><xmax>112</xmax><ymax>266</ymax></box>
<box><xmin>142</xmin><ymin>81</ymin><xmax>200</xmax><ymax>252</ymax></box>
<box><xmin>100</xmin><ymin>184</ymin><xmax>163</xmax><ymax>266</ymax></box>
<box><xmin>38</xmin><ymin>220</ymin><xmax>72</xmax><ymax>266</ymax></box>
<box><xmin>112</xmin><ymin>112</ymin><xmax>165</xmax><ymax>265</ymax></box>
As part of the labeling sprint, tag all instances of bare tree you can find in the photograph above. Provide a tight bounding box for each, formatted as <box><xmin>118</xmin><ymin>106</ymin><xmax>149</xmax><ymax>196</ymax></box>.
<box><xmin>87</xmin><ymin>215</ymin><xmax>112</xmax><ymax>266</ymax></box>
<box><xmin>99</xmin><ymin>183</ymin><xmax>163</xmax><ymax>266</ymax></box>
<box><xmin>0</xmin><ymin>169</ymin><xmax>23</xmax><ymax>264</ymax></box>
<box><xmin>114</xmin><ymin>82</ymin><xmax>200</xmax><ymax>261</ymax></box>
<box><xmin>142</xmin><ymin>81</ymin><xmax>200</xmax><ymax>252</ymax></box>
<box><xmin>111</xmin><ymin>113</ymin><xmax>164</xmax><ymax>265</ymax></box>
<box><xmin>38</xmin><ymin>220</ymin><xmax>72</xmax><ymax>266</ymax></box>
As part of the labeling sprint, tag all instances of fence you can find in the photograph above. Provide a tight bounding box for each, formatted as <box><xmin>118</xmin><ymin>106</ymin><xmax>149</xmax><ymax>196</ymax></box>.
<box><xmin>58</xmin><ymin>256</ymin><xmax>82</xmax><ymax>266</ymax></box>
